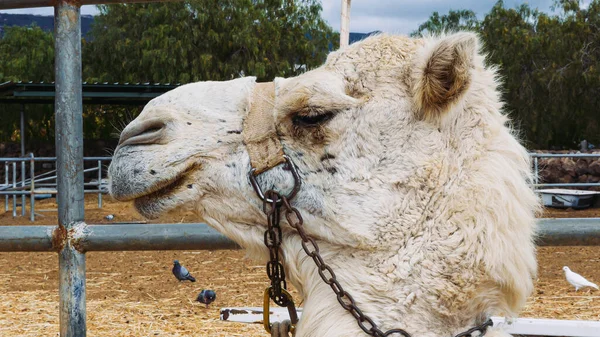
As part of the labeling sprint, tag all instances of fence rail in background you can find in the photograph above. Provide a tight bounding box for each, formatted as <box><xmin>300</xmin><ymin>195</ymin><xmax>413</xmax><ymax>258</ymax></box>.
<box><xmin>2</xmin><ymin>152</ymin><xmax>600</xmax><ymax>221</ymax></box>
<box><xmin>1</xmin><ymin>155</ymin><xmax>111</xmax><ymax>220</ymax></box>
<box><xmin>530</xmin><ymin>152</ymin><xmax>600</xmax><ymax>188</ymax></box>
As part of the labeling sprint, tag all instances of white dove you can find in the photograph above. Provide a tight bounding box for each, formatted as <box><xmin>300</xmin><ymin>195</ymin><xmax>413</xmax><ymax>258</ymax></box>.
<box><xmin>563</xmin><ymin>266</ymin><xmax>599</xmax><ymax>291</ymax></box>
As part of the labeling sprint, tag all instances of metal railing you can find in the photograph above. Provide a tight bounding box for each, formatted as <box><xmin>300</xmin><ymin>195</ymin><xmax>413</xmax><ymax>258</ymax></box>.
<box><xmin>3</xmin><ymin>152</ymin><xmax>600</xmax><ymax>222</ymax></box>
<box><xmin>1</xmin><ymin>155</ymin><xmax>111</xmax><ymax>221</ymax></box>
<box><xmin>530</xmin><ymin>152</ymin><xmax>600</xmax><ymax>188</ymax></box>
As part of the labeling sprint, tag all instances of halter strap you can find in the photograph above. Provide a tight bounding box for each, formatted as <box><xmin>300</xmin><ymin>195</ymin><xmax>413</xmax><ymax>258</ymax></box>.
<box><xmin>243</xmin><ymin>82</ymin><xmax>286</xmax><ymax>174</ymax></box>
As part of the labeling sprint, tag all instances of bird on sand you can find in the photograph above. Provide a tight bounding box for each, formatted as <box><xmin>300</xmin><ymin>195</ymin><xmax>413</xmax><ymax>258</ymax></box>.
<box><xmin>196</xmin><ymin>289</ymin><xmax>217</xmax><ymax>308</ymax></box>
<box><xmin>172</xmin><ymin>260</ymin><xmax>196</xmax><ymax>282</ymax></box>
<box><xmin>563</xmin><ymin>266</ymin><xmax>598</xmax><ymax>291</ymax></box>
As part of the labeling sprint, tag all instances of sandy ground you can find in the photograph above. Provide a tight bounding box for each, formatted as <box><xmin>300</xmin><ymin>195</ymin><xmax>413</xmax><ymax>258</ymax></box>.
<box><xmin>0</xmin><ymin>195</ymin><xmax>599</xmax><ymax>336</ymax></box>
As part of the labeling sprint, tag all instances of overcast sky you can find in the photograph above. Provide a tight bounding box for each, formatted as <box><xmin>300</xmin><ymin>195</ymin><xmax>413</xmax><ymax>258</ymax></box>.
<box><xmin>0</xmin><ymin>0</ymin><xmax>592</xmax><ymax>34</ymax></box>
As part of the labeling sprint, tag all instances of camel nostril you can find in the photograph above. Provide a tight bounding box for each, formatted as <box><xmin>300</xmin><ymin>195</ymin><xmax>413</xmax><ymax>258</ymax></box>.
<box><xmin>118</xmin><ymin>118</ymin><xmax>167</xmax><ymax>147</ymax></box>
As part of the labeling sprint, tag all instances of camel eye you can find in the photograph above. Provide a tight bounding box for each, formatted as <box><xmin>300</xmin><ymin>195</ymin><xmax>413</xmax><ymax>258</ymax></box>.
<box><xmin>292</xmin><ymin>111</ymin><xmax>335</xmax><ymax>127</ymax></box>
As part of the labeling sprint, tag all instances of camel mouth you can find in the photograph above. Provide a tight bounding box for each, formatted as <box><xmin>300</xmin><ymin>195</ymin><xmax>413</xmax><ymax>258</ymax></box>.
<box><xmin>133</xmin><ymin>173</ymin><xmax>191</xmax><ymax>219</ymax></box>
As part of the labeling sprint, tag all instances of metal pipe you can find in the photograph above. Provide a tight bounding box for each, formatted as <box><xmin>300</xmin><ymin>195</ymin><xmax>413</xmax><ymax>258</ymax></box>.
<box><xmin>20</xmin><ymin>105</ymin><xmax>27</xmax><ymax>217</ymax></box>
<box><xmin>0</xmin><ymin>0</ymin><xmax>181</xmax><ymax>10</ymax></box>
<box><xmin>533</xmin><ymin>183</ymin><xmax>600</xmax><ymax>188</ymax></box>
<box><xmin>529</xmin><ymin>153</ymin><xmax>600</xmax><ymax>158</ymax></box>
<box><xmin>30</xmin><ymin>153</ymin><xmax>35</xmax><ymax>222</ymax></box>
<box><xmin>534</xmin><ymin>157</ymin><xmax>539</xmax><ymax>185</ymax></box>
<box><xmin>4</xmin><ymin>162</ymin><xmax>8</xmax><ymax>211</ymax></box>
<box><xmin>536</xmin><ymin>218</ymin><xmax>600</xmax><ymax>246</ymax></box>
<box><xmin>20</xmin><ymin>104</ymin><xmax>25</xmax><ymax>157</ymax></box>
<box><xmin>340</xmin><ymin>0</ymin><xmax>351</xmax><ymax>48</ymax></box>
<box><xmin>97</xmin><ymin>160</ymin><xmax>102</xmax><ymax>209</ymax></box>
<box><xmin>77</xmin><ymin>223</ymin><xmax>240</xmax><ymax>251</ymax></box>
<box><xmin>0</xmin><ymin>219</ymin><xmax>596</xmax><ymax>253</ymax></box>
<box><xmin>0</xmin><ymin>157</ymin><xmax>111</xmax><ymax>162</ymax></box>
<box><xmin>21</xmin><ymin>160</ymin><xmax>26</xmax><ymax>216</ymax></box>
<box><xmin>0</xmin><ymin>226</ymin><xmax>55</xmax><ymax>251</ymax></box>
<box><xmin>12</xmin><ymin>162</ymin><xmax>16</xmax><ymax>217</ymax></box>
<box><xmin>55</xmin><ymin>1</ymin><xmax>86</xmax><ymax>336</ymax></box>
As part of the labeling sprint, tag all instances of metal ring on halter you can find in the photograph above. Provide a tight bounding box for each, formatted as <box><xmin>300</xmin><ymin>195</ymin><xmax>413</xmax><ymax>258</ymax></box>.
<box><xmin>249</xmin><ymin>155</ymin><xmax>301</xmax><ymax>204</ymax></box>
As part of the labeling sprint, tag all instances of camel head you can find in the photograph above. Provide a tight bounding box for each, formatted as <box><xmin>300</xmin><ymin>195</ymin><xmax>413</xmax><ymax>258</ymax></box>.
<box><xmin>109</xmin><ymin>32</ymin><xmax>538</xmax><ymax>337</ymax></box>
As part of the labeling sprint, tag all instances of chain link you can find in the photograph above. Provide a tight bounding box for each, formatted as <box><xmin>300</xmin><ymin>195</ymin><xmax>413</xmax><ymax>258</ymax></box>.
<box><xmin>263</xmin><ymin>190</ymin><xmax>291</xmax><ymax>307</ymax></box>
<box><xmin>259</xmin><ymin>184</ymin><xmax>493</xmax><ymax>337</ymax></box>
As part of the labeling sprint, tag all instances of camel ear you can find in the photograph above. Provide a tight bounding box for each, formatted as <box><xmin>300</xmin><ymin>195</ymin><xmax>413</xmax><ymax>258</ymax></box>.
<box><xmin>411</xmin><ymin>32</ymin><xmax>478</xmax><ymax>121</ymax></box>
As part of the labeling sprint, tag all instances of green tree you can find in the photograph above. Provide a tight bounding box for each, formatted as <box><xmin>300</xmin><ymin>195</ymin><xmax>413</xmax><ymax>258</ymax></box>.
<box><xmin>411</xmin><ymin>9</ymin><xmax>479</xmax><ymax>37</ymax></box>
<box><xmin>84</xmin><ymin>0</ymin><xmax>337</xmax><ymax>83</ymax></box>
<box><xmin>413</xmin><ymin>0</ymin><xmax>600</xmax><ymax>149</ymax></box>
<box><xmin>0</xmin><ymin>26</ymin><xmax>54</xmax><ymax>143</ymax></box>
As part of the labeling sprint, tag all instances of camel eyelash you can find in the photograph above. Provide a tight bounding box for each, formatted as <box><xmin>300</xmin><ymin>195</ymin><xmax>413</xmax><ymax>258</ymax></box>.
<box><xmin>292</xmin><ymin>111</ymin><xmax>336</xmax><ymax>127</ymax></box>
<box><xmin>291</xmin><ymin>106</ymin><xmax>339</xmax><ymax>127</ymax></box>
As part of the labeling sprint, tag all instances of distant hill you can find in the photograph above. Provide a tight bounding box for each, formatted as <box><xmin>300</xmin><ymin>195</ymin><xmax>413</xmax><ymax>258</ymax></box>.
<box><xmin>0</xmin><ymin>13</ymin><xmax>94</xmax><ymax>36</ymax></box>
<box><xmin>349</xmin><ymin>31</ymin><xmax>380</xmax><ymax>44</ymax></box>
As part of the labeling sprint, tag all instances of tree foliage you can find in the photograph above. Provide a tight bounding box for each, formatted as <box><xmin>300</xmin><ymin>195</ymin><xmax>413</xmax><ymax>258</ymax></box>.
<box><xmin>0</xmin><ymin>26</ymin><xmax>55</xmax><ymax>143</ymax></box>
<box><xmin>413</xmin><ymin>0</ymin><xmax>600</xmax><ymax>149</ymax></box>
<box><xmin>412</xmin><ymin>9</ymin><xmax>479</xmax><ymax>36</ymax></box>
<box><xmin>1</xmin><ymin>1</ymin><xmax>598</xmax><ymax>149</ymax></box>
<box><xmin>84</xmin><ymin>0</ymin><xmax>336</xmax><ymax>83</ymax></box>
<box><xmin>0</xmin><ymin>0</ymin><xmax>336</xmax><ymax>143</ymax></box>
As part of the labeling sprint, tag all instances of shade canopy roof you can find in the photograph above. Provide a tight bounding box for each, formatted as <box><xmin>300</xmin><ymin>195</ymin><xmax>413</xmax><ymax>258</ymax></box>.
<box><xmin>0</xmin><ymin>81</ymin><xmax>179</xmax><ymax>105</ymax></box>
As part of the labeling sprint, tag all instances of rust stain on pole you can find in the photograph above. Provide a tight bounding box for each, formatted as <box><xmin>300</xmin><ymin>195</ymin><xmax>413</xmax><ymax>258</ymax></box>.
<box><xmin>52</xmin><ymin>225</ymin><xmax>68</xmax><ymax>252</ymax></box>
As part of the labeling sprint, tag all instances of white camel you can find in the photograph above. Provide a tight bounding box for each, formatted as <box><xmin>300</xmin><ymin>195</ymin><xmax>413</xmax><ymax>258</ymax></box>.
<box><xmin>109</xmin><ymin>32</ymin><xmax>539</xmax><ymax>337</ymax></box>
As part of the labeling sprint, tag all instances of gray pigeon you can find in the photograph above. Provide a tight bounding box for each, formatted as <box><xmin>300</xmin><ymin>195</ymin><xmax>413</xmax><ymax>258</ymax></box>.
<box><xmin>563</xmin><ymin>266</ymin><xmax>598</xmax><ymax>291</ymax></box>
<box><xmin>172</xmin><ymin>260</ymin><xmax>196</xmax><ymax>282</ymax></box>
<box><xmin>196</xmin><ymin>289</ymin><xmax>216</xmax><ymax>308</ymax></box>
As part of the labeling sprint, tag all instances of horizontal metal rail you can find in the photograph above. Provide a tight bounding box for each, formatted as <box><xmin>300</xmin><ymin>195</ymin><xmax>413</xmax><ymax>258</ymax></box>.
<box><xmin>0</xmin><ymin>157</ymin><xmax>111</xmax><ymax>162</ymax></box>
<box><xmin>0</xmin><ymin>223</ymin><xmax>239</xmax><ymax>252</ymax></box>
<box><xmin>535</xmin><ymin>218</ymin><xmax>600</xmax><ymax>246</ymax></box>
<box><xmin>530</xmin><ymin>153</ymin><xmax>600</xmax><ymax>158</ymax></box>
<box><xmin>0</xmin><ymin>219</ymin><xmax>597</xmax><ymax>252</ymax></box>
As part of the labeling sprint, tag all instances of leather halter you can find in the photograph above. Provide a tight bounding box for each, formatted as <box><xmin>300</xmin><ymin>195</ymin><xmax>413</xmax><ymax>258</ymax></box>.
<box><xmin>243</xmin><ymin>82</ymin><xmax>285</xmax><ymax>174</ymax></box>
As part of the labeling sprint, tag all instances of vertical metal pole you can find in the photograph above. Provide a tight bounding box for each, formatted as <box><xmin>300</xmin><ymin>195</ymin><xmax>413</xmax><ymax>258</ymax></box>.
<box><xmin>21</xmin><ymin>161</ymin><xmax>26</xmax><ymax>216</ymax></box>
<box><xmin>55</xmin><ymin>1</ymin><xmax>86</xmax><ymax>336</ymax></box>
<box><xmin>4</xmin><ymin>162</ymin><xmax>8</xmax><ymax>212</ymax></box>
<box><xmin>20</xmin><ymin>104</ymin><xmax>26</xmax><ymax>157</ymax></box>
<box><xmin>340</xmin><ymin>0</ymin><xmax>351</xmax><ymax>48</ymax></box>
<box><xmin>30</xmin><ymin>154</ymin><xmax>35</xmax><ymax>222</ymax></box>
<box><xmin>534</xmin><ymin>157</ymin><xmax>539</xmax><ymax>185</ymax></box>
<box><xmin>12</xmin><ymin>162</ymin><xmax>16</xmax><ymax>217</ymax></box>
<box><xmin>97</xmin><ymin>160</ymin><xmax>102</xmax><ymax>209</ymax></box>
<box><xmin>21</xmin><ymin>104</ymin><xmax>26</xmax><ymax>216</ymax></box>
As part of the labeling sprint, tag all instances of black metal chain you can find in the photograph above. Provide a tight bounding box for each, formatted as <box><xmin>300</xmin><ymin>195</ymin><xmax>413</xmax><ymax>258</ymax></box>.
<box><xmin>263</xmin><ymin>190</ymin><xmax>292</xmax><ymax>307</ymax></box>
<box><xmin>255</xmin><ymin>163</ymin><xmax>492</xmax><ymax>337</ymax></box>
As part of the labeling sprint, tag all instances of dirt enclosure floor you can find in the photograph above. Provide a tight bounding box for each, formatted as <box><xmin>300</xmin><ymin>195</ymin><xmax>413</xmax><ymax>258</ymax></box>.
<box><xmin>0</xmin><ymin>195</ymin><xmax>599</xmax><ymax>336</ymax></box>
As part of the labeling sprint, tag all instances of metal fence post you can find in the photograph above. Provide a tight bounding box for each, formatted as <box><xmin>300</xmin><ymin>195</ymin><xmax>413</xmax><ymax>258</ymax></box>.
<box><xmin>97</xmin><ymin>160</ymin><xmax>102</xmax><ymax>209</ymax></box>
<box><xmin>534</xmin><ymin>156</ymin><xmax>539</xmax><ymax>185</ymax></box>
<box><xmin>12</xmin><ymin>162</ymin><xmax>16</xmax><ymax>217</ymax></box>
<box><xmin>30</xmin><ymin>154</ymin><xmax>35</xmax><ymax>222</ymax></box>
<box><xmin>55</xmin><ymin>1</ymin><xmax>86</xmax><ymax>336</ymax></box>
<box><xmin>4</xmin><ymin>161</ymin><xmax>8</xmax><ymax>212</ymax></box>
<box><xmin>21</xmin><ymin>160</ymin><xmax>26</xmax><ymax>216</ymax></box>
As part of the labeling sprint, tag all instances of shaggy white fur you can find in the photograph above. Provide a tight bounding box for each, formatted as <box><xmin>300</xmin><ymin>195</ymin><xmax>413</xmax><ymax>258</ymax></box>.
<box><xmin>109</xmin><ymin>32</ymin><xmax>539</xmax><ymax>337</ymax></box>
